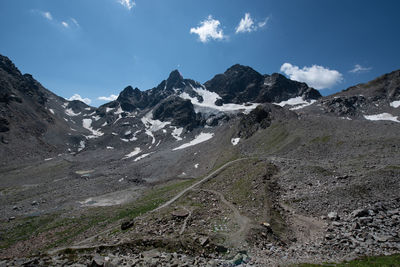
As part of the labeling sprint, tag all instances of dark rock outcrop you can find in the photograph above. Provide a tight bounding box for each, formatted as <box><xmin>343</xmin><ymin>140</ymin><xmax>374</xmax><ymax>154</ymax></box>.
<box><xmin>237</xmin><ymin>104</ymin><xmax>297</xmax><ymax>138</ymax></box>
<box><xmin>205</xmin><ymin>64</ymin><xmax>322</xmax><ymax>104</ymax></box>
<box><xmin>152</xmin><ymin>96</ymin><xmax>198</xmax><ymax>129</ymax></box>
<box><xmin>117</xmin><ymin>86</ymin><xmax>149</xmax><ymax>112</ymax></box>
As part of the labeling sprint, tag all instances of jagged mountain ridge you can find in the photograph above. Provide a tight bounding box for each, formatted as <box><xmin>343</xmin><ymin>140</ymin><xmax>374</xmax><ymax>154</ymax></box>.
<box><xmin>0</xmin><ymin>54</ymin><xmax>321</xmax><ymax>163</ymax></box>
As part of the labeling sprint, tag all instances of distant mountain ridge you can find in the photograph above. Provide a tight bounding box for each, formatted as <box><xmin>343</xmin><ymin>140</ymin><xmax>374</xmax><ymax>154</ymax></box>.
<box><xmin>1</xmin><ymin>53</ymin><xmax>399</xmax><ymax>164</ymax></box>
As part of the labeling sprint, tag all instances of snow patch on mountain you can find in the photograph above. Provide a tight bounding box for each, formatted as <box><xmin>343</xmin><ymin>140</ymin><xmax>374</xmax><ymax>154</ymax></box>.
<box><xmin>390</xmin><ymin>100</ymin><xmax>400</xmax><ymax>108</ymax></box>
<box><xmin>141</xmin><ymin>112</ymin><xmax>171</xmax><ymax>132</ymax></box>
<box><xmin>124</xmin><ymin>147</ymin><xmax>142</xmax><ymax>159</ymax></box>
<box><xmin>78</xmin><ymin>140</ymin><xmax>85</xmax><ymax>152</ymax></box>
<box><xmin>114</xmin><ymin>106</ymin><xmax>124</xmax><ymax>115</ymax></box>
<box><xmin>92</xmin><ymin>115</ymin><xmax>101</xmax><ymax>121</ymax></box>
<box><xmin>171</xmin><ymin>127</ymin><xmax>183</xmax><ymax>141</ymax></box>
<box><xmin>141</xmin><ymin>111</ymin><xmax>171</xmax><ymax>144</ymax></box>
<box><xmin>231</xmin><ymin>138</ymin><xmax>240</xmax><ymax>146</ymax></box>
<box><xmin>173</xmin><ymin>132</ymin><xmax>214</xmax><ymax>151</ymax></box>
<box><xmin>180</xmin><ymin>87</ymin><xmax>258</xmax><ymax>115</ymax></box>
<box><xmin>82</xmin><ymin>119</ymin><xmax>104</xmax><ymax>138</ymax></box>
<box><xmin>364</xmin><ymin>113</ymin><xmax>399</xmax><ymax>123</ymax></box>
<box><xmin>134</xmin><ymin>153</ymin><xmax>153</xmax><ymax>162</ymax></box>
<box><xmin>274</xmin><ymin>96</ymin><xmax>316</xmax><ymax>110</ymax></box>
<box><xmin>65</xmin><ymin>108</ymin><xmax>81</xmax><ymax>116</ymax></box>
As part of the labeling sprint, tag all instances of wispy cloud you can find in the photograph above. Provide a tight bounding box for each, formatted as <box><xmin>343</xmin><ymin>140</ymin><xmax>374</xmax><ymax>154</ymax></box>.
<box><xmin>235</xmin><ymin>13</ymin><xmax>268</xmax><ymax>34</ymax></box>
<box><xmin>118</xmin><ymin>0</ymin><xmax>135</xmax><ymax>10</ymax></box>
<box><xmin>61</xmin><ymin>21</ymin><xmax>69</xmax><ymax>28</ymax></box>
<box><xmin>280</xmin><ymin>63</ymin><xmax>343</xmax><ymax>90</ymax></box>
<box><xmin>70</xmin><ymin>18</ymin><xmax>80</xmax><ymax>27</ymax></box>
<box><xmin>41</xmin><ymin>11</ymin><xmax>53</xmax><ymax>21</ymax></box>
<box><xmin>32</xmin><ymin>10</ymin><xmax>80</xmax><ymax>29</ymax></box>
<box><xmin>98</xmin><ymin>94</ymin><xmax>118</xmax><ymax>101</ymax></box>
<box><xmin>190</xmin><ymin>15</ymin><xmax>225</xmax><ymax>43</ymax></box>
<box><xmin>349</xmin><ymin>64</ymin><xmax>372</xmax><ymax>73</ymax></box>
<box><xmin>68</xmin><ymin>94</ymin><xmax>91</xmax><ymax>105</ymax></box>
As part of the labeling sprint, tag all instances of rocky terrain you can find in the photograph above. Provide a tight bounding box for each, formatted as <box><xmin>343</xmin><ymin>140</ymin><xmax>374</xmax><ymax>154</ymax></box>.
<box><xmin>0</xmin><ymin>54</ymin><xmax>399</xmax><ymax>266</ymax></box>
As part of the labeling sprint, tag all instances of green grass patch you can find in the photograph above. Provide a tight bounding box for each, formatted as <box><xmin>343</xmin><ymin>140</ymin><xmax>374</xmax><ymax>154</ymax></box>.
<box><xmin>115</xmin><ymin>179</ymin><xmax>196</xmax><ymax>220</ymax></box>
<box><xmin>0</xmin><ymin>178</ymin><xmax>198</xmax><ymax>253</ymax></box>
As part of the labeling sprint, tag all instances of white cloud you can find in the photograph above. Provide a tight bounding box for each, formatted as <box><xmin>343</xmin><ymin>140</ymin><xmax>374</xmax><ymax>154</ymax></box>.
<box><xmin>190</xmin><ymin>15</ymin><xmax>225</xmax><ymax>43</ymax></box>
<box><xmin>68</xmin><ymin>94</ymin><xmax>92</xmax><ymax>105</ymax></box>
<box><xmin>258</xmin><ymin>18</ymin><xmax>269</xmax><ymax>28</ymax></box>
<box><xmin>349</xmin><ymin>64</ymin><xmax>372</xmax><ymax>73</ymax></box>
<box><xmin>98</xmin><ymin>94</ymin><xmax>118</xmax><ymax>101</ymax></box>
<box><xmin>61</xmin><ymin>21</ymin><xmax>69</xmax><ymax>28</ymax></box>
<box><xmin>70</xmin><ymin>18</ymin><xmax>80</xmax><ymax>27</ymax></box>
<box><xmin>41</xmin><ymin>11</ymin><xmax>53</xmax><ymax>21</ymax></box>
<box><xmin>236</xmin><ymin>13</ymin><xmax>255</xmax><ymax>33</ymax></box>
<box><xmin>118</xmin><ymin>0</ymin><xmax>135</xmax><ymax>10</ymax></box>
<box><xmin>280</xmin><ymin>63</ymin><xmax>343</xmax><ymax>90</ymax></box>
<box><xmin>235</xmin><ymin>13</ymin><xmax>268</xmax><ymax>34</ymax></box>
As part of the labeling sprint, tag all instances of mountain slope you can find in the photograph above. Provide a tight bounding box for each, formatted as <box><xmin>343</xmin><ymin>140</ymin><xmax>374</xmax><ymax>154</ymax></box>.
<box><xmin>1</xmin><ymin>54</ymin><xmax>399</xmax><ymax>266</ymax></box>
<box><xmin>315</xmin><ymin>69</ymin><xmax>400</xmax><ymax>118</ymax></box>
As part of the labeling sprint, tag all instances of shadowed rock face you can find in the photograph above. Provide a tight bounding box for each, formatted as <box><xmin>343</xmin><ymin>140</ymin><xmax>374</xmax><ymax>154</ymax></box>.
<box><xmin>204</xmin><ymin>64</ymin><xmax>322</xmax><ymax>104</ymax></box>
<box><xmin>117</xmin><ymin>86</ymin><xmax>149</xmax><ymax>111</ymax></box>
<box><xmin>153</xmin><ymin>96</ymin><xmax>198</xmax><ymax>129</ymax></box>
<box><xmin>237</xmin><ymin>103</ymin><xmax>297</xmax><ymax>138</ymax></box>
<box><xmin>204</xmin><ymin>64</ymin><xmax>264</xmax><ymax>103</ymax></box>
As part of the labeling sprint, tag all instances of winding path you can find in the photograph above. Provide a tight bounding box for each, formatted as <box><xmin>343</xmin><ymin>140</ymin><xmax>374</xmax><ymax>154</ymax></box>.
<box><xmin>199</xmin><ymin>189</ymin><xmax>252</xmax><ymax>247</ymax></box>
<box><xmin>151</xmin><ymin>158</ymin><xmax>251</xmax><ymax>213</ymax></box>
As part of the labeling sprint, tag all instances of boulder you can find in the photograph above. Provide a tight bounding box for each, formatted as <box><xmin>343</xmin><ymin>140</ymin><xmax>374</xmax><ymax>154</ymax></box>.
<box><xmin>327</xmin><ymin>211</ymin><xmax>339</xmax><ymax>221</ymax></box>
<box><xmin>121</xmin><ymin>220</ymin><xmax>134</xmax><ymax>230</ymax></box>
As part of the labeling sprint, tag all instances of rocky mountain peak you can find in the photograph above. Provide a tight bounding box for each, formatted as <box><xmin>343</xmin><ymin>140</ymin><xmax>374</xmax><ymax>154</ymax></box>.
<box><xmin>167</xmin><ymin>69</ymin><xmax>183</xmax><ymax>82</ymax></box>
<box><xmin>224</xmin><ymin>64</ymin><xmax>261</xmax><ymax>78</ymax></box>
<box><xmin>117</xmin><ymin>86</ymin><xmax>141</xmax><ymax>100</ymax></box>
<box><xmin>0</xmin><ymin>55</ymin><xmax>21</xmax><ymax>77</ymax></box>
<box><xmin>115</xmin><ymin>86</ymin><xmax>148</xmax><ymax>111</ymax></box>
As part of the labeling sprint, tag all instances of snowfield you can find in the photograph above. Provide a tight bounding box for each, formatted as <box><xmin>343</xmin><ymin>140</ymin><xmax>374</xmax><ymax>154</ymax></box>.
<box><xmin>141</xmin><ymin>111</ymin><xmax>171</xmax><ymax>144</ymax></box>
<box><xmin>274</xmin><ymin>96</ymin><xmax>316</xmax><ymax>110</ymax></box>
<box><xmin>180</xmin><ymin>86</ymin><xmax>258</xmax><ymax>115</ymax></box>
<box><xmin>364</xmin><ymin>113</ymin><xmax>399</xmax><ymax>123</ymax></box>
<box><xmin>82</xmin><ymin>119</ymin><xmax>104</xmax><ymax>138</ymax></box>
<box><xmin>173</xmin><ymin>132</ymin><xmax>214</xmax><ymax>151</ymax></box>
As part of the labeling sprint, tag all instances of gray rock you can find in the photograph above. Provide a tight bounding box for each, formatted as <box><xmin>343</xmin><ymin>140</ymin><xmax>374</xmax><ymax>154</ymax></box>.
<box><xmin>351</xmin><ymin>208</ymin><xmax>370</xmax><ymax>218</ymax></box>
<box><xmin>327</xmin><ymin>211</ymin><xmax>339</xmax><ymax>221</ymax></box>
<box><xmin>121</xmin><ymin>220</ymin><xmax>134</xmax><ymax>230</ymax></box>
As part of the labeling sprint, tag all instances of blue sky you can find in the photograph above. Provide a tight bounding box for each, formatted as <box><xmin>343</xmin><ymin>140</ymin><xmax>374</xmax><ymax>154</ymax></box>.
<box><xmin>0</xmin><ymin>0</ymin><xmax>399</xmax><ymax>106</ymax></box>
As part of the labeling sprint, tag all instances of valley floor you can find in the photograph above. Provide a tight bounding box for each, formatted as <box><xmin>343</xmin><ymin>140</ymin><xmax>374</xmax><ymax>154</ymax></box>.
<box><xmin>1</xmin><ymin>113</ymin><xmax>400</xmax><ymax>266</ymax></box>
